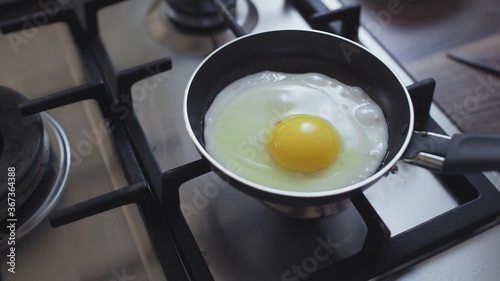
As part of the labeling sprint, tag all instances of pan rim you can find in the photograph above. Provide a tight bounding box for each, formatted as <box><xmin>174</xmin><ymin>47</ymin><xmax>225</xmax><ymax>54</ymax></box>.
<box><xmin>183</xmin><ymin>29</ymin><xmax>415</xmax><ymax>200</ymax></box>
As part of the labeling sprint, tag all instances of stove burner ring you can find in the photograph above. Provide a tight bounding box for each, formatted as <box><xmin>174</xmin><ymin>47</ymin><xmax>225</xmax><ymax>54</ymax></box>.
<box><xmin>0</xmin><ymin>88</ymin><xmax>70</xmax><ymax>248</ymax></box>
<box><xmin>147</xmin><ymin>0</ymin><xmax>258</xmax><ymax>54</ymax></box>
<box><xmin>0</xmin><ymin>87</ymin><xmax>50</xmax><ymax>221</ymax></box>
<box><xmin>165</xmin><ymin>0</ymin><xmax>237</xmax><ymax>31</ymax></box>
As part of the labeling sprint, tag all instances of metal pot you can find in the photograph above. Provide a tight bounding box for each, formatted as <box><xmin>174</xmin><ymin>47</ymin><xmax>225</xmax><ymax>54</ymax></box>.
<box><xmin>184</xmin><ymin>30</ymin><xmax>500</xmax><ymax>218</ymax></box>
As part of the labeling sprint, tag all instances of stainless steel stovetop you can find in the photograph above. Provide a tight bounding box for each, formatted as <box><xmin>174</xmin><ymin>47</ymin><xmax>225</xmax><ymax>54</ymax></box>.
<box><xmin>0</xmin><ymin>0</ymin><xmax>499</xmax><ymax>280</ymax></box>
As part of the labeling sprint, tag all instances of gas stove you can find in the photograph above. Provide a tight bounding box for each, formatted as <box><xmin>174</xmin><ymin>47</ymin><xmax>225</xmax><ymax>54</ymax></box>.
<box><xmin>0</xmin><ymin>0</ymin><xmax>499</xmax><ymax>280</ymax></box>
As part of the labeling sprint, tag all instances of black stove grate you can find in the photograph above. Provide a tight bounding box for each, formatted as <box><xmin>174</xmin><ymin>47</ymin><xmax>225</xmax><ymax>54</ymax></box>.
<box><xmin>1</xmin><ymin>1</ymin><xmax>499</xmax><ymax>281</ymax></box>
<box><xmin>0</xmin><ymin>1</ymin><xmax>201</xmax><ymax>280</ymax></box>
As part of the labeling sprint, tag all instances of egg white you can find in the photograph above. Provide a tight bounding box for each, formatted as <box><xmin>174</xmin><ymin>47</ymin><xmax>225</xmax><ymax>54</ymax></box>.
<box><xmin>204</xmin><ymin>71</ymin><xmax>388</xmax><ymax>192</ymax></box>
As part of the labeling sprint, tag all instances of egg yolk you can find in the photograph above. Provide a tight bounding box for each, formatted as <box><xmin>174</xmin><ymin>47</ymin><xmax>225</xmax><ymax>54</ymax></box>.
<box><xmin>267</xmin><ymin>115</ymin><xmax>340</xmax><ymax>172</ymax></box>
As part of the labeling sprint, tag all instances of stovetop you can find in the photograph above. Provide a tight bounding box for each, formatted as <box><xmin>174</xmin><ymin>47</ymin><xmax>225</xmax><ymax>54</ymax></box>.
<box><xmin>0</xmin><ymin>0</ymin><xmax>499</xmax><ymax>280</ymax></box>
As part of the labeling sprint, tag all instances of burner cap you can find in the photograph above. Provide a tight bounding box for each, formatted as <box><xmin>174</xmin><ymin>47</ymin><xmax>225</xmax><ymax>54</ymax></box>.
<box><xmin>165</xmin><ymin>0</ymin><xmax>237</xmax><ymax>32</ymax></box>
<box><xmin>0</xmin><ymin>86</ymin><xmax>49</xmax><ymax>220</ymax></box>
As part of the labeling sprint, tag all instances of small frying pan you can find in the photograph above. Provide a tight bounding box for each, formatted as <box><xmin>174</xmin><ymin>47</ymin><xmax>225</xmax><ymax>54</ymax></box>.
<box><xmin>184</xmin><ymin>30</ymin><xmax>500</xmax><ymax>217</ymax></box>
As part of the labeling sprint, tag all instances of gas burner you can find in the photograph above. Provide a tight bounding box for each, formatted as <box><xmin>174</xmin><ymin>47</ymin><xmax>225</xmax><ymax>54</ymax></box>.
<box><xmin>146</xmin><ymin>0</ymin><xmax>258</xmax><ymax>54</ymax></box>
<box><xmin>0</xmin><ymin>87</ymin><xmax>70</xmax><ymax>249</ymax></box>
<box><xmin>0</xmin><ymin>87</ymin><xmax>49</xmax><ymax>221</ymax></box>
<box><xmin>165</xmin><ymin>0</ymin><xmax>237</xmax><ymax>32</ymax></box>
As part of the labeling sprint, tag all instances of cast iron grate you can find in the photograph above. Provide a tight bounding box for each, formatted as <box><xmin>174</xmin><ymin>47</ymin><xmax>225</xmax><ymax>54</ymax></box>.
<box><xmin>1</xmin><ymin>1</ymin><xmax>499</xmax><ymax>281</ymax></box>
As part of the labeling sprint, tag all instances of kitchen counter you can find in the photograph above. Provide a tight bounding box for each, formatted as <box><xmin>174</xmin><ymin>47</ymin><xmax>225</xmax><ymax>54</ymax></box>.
<box><xmin>342</xmin><ymin>0</ymin><xmax>500</xmax><ymax>133</ymax></box>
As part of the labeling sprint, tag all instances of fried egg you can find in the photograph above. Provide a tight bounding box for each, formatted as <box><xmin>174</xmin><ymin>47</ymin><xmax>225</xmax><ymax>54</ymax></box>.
<box><xmin>204</xmin><ymin>71</ymin><xmax>388</xmax><ymax>192</ymax></box>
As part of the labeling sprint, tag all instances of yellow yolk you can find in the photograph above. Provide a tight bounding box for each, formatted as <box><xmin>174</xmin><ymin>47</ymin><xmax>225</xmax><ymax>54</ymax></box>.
<box><xmin>267</xmin><ymin>115</ymin><xmax>340</xmax><ymax>173</ymax></box>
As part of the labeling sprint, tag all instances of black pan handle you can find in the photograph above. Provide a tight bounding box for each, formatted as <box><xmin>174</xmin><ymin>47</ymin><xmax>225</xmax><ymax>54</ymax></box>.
<box><xmin>403</xmin><ymin>131</ymin><xmax>500</xmax><ymax>174</ymax></box>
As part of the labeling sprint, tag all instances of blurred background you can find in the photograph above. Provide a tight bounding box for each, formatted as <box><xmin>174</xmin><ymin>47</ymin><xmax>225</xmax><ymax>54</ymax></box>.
<box><xmin>342</xmin><ymin>0</ymin><xmax>500</xmax><ymax>133</ymax></box>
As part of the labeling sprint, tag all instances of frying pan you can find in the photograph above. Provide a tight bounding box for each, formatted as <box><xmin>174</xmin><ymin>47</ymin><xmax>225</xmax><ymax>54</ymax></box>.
<box><xmin>184</xmin><ymin>30</ymin><xmax>500</xmax><ymax>217</ymax></box>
